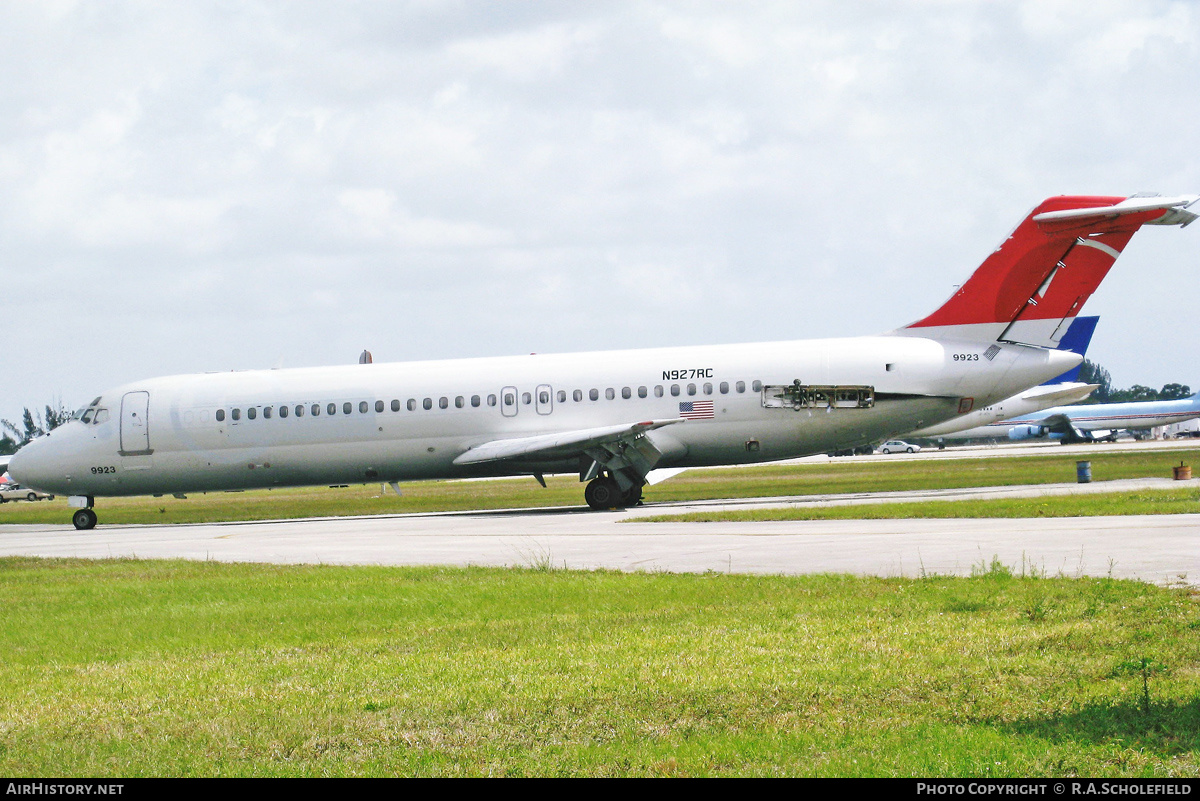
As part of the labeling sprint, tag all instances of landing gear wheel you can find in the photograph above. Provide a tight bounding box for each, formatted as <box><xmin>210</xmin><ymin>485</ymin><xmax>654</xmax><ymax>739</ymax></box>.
<box><xmin>584</xmin><ymin>477</ymin><xmax>623</xmax><ymax>510</ymax></box>
<box><xmin>72</xmin><ymin>508</ymin><xmax>98</xmax><ymax>530</ymax></box>
<box><xmin>623</xmin><ymin>484</ymin><xmax>644</xmax><ymax>507</ymax></box>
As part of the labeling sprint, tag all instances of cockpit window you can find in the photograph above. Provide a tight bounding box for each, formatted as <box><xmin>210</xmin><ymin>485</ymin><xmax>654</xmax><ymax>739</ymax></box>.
<box><xmin>93</xmin><ymin>409</ymin><xmax>109</xmax><ymax>424</ymax></box>
<box><xmin>80</xmin><ymin>410</ymin><xmax>94</xmax><ymax>424</ymax></box>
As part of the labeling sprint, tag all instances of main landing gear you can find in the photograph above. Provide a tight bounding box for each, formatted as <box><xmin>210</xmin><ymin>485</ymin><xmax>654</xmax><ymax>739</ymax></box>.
<box><xmin>583</xmin><ymin>475</ymin><xmax>645</xmax><ymax>510</ymax></box>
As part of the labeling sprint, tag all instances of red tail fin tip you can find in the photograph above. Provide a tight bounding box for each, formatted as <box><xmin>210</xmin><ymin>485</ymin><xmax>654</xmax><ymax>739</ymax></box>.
<box><xmin>902</xmin><ymin>194</ymin><xmax>1198</xmax><ymax>346</ymax></box>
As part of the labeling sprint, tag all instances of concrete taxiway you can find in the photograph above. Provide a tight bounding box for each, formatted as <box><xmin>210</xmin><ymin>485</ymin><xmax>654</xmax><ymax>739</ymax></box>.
<box><xmin>1</xmin><ymin>475</ymin><xmax>1196</xmax><ymax>586</ymax></box>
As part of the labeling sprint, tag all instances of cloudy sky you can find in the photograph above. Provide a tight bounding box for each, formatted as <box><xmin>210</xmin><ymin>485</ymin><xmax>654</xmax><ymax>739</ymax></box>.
<box><xmin>3</xmin><ymin>1</ymin><xmax>1199</xmax><ymax>426</ymax></box>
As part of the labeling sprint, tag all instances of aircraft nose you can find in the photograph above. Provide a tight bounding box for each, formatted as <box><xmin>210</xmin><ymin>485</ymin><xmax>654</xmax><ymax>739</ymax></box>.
<box><xmin>7</xmin><ymin>438</ymin><xmax>59</xmax><ymax>493</ymax></box>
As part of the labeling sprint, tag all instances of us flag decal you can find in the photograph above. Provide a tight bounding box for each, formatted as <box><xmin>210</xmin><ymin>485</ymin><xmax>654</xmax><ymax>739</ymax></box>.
<box><xmin>679</xmin><ymin>401</ymin><xmax>715</xmax><ymax>420</ymax></box>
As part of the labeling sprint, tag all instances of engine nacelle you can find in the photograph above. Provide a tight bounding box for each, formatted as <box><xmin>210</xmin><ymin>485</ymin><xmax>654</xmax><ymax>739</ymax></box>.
<box><xmin>1007</xmin><ymin>424</ymin><xmax>1046</xmax><ymax>441</ymax></box>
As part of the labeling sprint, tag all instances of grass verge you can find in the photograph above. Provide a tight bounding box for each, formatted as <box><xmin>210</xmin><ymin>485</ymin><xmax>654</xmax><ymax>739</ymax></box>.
<box><xmin>633</xmin><ymin>488</ymin><xmax>1200</xmax><ymax>522</ymax></box>
<box><xmin>0</xmin><ymin>557</ymin><xmax>1197</xmax><ymax>777</ymax></box>
<box><xmin>2</xmin><ymin>447</ymin><xmax>1198</xmax><ymax>525</ymax></box>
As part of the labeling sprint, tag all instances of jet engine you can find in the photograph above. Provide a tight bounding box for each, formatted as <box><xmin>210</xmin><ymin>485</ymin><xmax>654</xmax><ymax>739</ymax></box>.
<box><xmin>1007</xmin><ymin>424</ymin><xmax>1046</xmax><ymax>441</ymax></box>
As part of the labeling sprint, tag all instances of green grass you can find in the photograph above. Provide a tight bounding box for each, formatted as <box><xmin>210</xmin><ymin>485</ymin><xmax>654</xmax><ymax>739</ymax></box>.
<box><xmin>635</xmin><ymin>488</ymin><xmax>1200</xmax><ymax>522</ymax></box>
<box><xmin>3</xmin><ymin>447</ymin><xmax>1198</xmax><ymax>526</ymax></box>
<box><xmin>0</xmin><ymin>558</ymin><xmax>1197</xmax><ymax>777</ymax></box>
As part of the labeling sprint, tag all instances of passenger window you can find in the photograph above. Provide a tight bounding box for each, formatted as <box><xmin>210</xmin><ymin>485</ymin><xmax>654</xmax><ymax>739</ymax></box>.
<box><xmin>752</xmin><ymin>380</ymin><xmax>763</xmax><ymax>392</ymax></box>
<box><xmin>638</xmin><ymin>386</ymin><xmax>647</xmax><ymax>398</ymax></box>
<box><xmin>232</xmin><ymin>408</ymin><xmax>241</xmax><ymax>421</ymax></box>
<box><xmin>343</xmin><ymin>402</ymin><xmax>352</xmax><ymax>415</ymax></box>
<box><xmin>455</xmin><ymin>396</ymin><xmax>465</xmax><ymax>408</ymax></box>
<box><xmin>621</xmin><ymin>387</ymin><xmax>631</xmax><ymax>399</ymax></box>
<box><xmin>471</xmin><ymin>395</ymin><xmax>481</xmax><ymax>407</ymax></box>
<box><xmin>605</xmin><ymin>388</ymin><xmax>615</xmax><ymax>400</ymax></box>
<box><xmin>504</xmin><ymin>393</ymin><xmax>515</xmax><ymax>407</ymax></box>
<box><xmin>216</xmin><ymin>409</ymin><xmax>226</xmax><ymax>422</ymax></box>
<box><xmin>390</xmin><ymin>400</ymin><xmax>399</xmax><ymax>412</ymax></box>
<box><xmin>248</xmin><ymin>407</ymin><xmax>257</xmax><ymax>420</ymax></box>
<box><xmin>686</xmin><ymin>384</ymin><xmax>696</xmax><ymax>396</ymax></box>
<box><xmin>280</xmin><ymin>406</ymin><xmax>289</xmax><ymax>419</ymax></box>
<box><xmin>670</xmin><ymin>385</ymin><xmax>680</xmax><ymax>397</ymax></box>
<box><xmin>720</xmin><ymin>382</ymin><xmax>729</xmax><ymax>394</ymax></box>
<box><xmin>487</xmin><ymin>394</ymin><xmax>497</xmax><ymax>407</ymax></box>
<box><xmin>556</xmin><ymin>390</ymin><xmax>566</xmax><ymax>403</ymax></box>
<box><xmin>654</xmin><ymin>386</ymin><xmax>664</xmax><ymax>398</ymax></box>
<box><xmin>423</xmin><ymin>398</ymin><xmax>433</xmax><ymax>410</ymax></box>
<box><xmin>440</xmin><ymin>397</ymin><xmax>449</xmax><ymax>409</ymax></box>
<box><xmin>521</xmin><ymin>392</ymin><xmax>531</xmax><ymax>405</ymax></box>
<box><xmin>375</xmin><ymin>400</ymin><xmax>385</xmax><ymax>413</ymax></box>
<box><xmin>296</xmin><ymin>405</ymin><xmax>305</xmax><ymax>417</ymax></box>
<box><xmin>328</xmin><ymin>403</ymin><xmax>337</xmax><ymax>415</ymax></box>
<box><xmin>408</xmin><ymin>399</ymin><xmax>417</xmax><ymax>411</ymax></box>
<box><xmin>312</xmin><ymin>404</ymin><xmax>320</xmax><ymax>416</ymax></box>
<box><xmin>264</xmin><ymin>406</ymin><xmax>273</xmax><ymax>419</ymax></box>
<box><xmin>589</xmin><ymin>389</ymin><xmax>599</xmax><ymax>401</ymax></box>
<box><xmin>539</xmin><ymin>391</ymin><xmax>550</xmax><ymax>404</ymax></box>
<box><xmin>735</xmin><ymin>381</ymin><xmax>746</xmax><ymax>393</ymax></box>
<box><xmin>703</xmin><ymin>383</ymin><xmax>713</xmax><ymax>395</ymax></box>
<box><xmin>573</xmin><ymin>390</ymin><xmax>582</xmax><ymax>402</ymax></box>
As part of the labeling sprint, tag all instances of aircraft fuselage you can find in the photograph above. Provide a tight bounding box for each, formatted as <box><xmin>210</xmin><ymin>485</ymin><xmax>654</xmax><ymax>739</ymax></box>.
<box><xmin>10</xmin><ymin>333</ymin><xmax>1074</xmax><ymax>497</ymax></box>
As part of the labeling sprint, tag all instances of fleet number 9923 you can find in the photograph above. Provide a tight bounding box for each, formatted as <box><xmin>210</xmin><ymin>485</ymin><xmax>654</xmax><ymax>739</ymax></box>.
<box><xmin>90</xmin><ymin>466</ymin><xmax>117</xmax><ymax>474</ymax></box>
<box><xmin>952</xmin><ymin>353</ymin><xmax>980</xmax><ymax>361</ymax></box>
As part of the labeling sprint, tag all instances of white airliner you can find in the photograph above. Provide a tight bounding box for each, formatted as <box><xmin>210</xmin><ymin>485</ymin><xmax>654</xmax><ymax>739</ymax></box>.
<box><xmin>907</xmin><ymin>382</ymin><xmax>1101</xmax><ymax>442</ymax></box>
<box><xmin>8</xmin><ymin>194</ymin><xmax>1198</xmax><ymax>529</ymax></box>
<box><xmin>980</xmin><ymin>393</ymin><xmax>1200</xmax><ymax>443</ymax></box>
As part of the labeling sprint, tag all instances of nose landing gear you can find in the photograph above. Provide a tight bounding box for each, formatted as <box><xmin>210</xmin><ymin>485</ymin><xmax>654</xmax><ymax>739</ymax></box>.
<box><xmin>68</xmin><ymin>496</ymin><xmax>98</xmax><ymax>530</ymax></box>
<box><xmin>72</xmin><ymin>508</ymin><xmax>98</xmax><ymax>530</ymax></box>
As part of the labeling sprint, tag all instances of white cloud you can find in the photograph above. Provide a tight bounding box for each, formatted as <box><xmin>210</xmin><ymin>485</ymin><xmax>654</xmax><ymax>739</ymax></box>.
<box><xmin>2</xmin><ymin>1</ymin><xmax>1199</xmax><ymax>424</ymax></box>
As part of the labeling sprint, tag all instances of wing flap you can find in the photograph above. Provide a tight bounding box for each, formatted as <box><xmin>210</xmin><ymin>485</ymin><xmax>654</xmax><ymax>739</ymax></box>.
<box><xmin>452</xmin><ymin>419</ymin><xmax>686</xmax><ymax>466</ymax></box>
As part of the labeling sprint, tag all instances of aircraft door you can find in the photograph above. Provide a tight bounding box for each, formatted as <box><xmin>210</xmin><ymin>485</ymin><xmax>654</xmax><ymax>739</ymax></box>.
<box><xmin>536</xmin><ymin>384</ymin><xmax>553</xmax><ymax>415</ymax></box>
<box><xmin>119</xmin><ymin>391</ymin><xmax>153</xmax><ymax>455</ymax></box>
<box><xmin>501</xmin><ymin>386</ymin><xmax>518</xmax><ymax>418</ymax></box>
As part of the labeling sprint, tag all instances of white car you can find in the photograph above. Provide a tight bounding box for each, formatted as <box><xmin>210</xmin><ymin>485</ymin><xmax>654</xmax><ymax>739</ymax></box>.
<box><xmin>0</xmin><ymin>483</ymin><xmax>55</xmax><ymax>502</ymax></box>
<box><xmin>879</xmin><ymin>440</ymin><xmax>921</xmax><ymax>454</ymax></box>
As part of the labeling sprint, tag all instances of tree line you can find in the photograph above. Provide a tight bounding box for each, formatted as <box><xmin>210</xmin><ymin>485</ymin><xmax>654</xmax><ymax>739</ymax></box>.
<box><xmin>1</xmin><ymin>404</ymin><xmax>74</xmax><ymax>455</ymax></box>
<box><xmin>1076</xmin><ymin>360</ymin><xmax>1191</xmax><ymax>404</ymax></box>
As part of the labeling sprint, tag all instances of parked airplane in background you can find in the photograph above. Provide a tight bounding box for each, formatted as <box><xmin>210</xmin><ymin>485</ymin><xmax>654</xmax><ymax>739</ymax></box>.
<box><xmin>995</xmin><ymin>393</ymin><xmax>1200</xmax><ymax>443</ymax></box>
<box><xmin>906</xmin><ymin>316</ymin><xmax>1100</xmax><ymax>442</ymax></box>
<box><xmin>8</xmin><ymin>194</ymin><xmax>1198</xmax><ymax>528</ymax></box>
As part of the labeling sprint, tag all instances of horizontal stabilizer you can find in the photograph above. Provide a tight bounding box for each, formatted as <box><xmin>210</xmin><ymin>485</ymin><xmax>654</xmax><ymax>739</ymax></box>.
<box><xmin>453</xmin><ymin>419</ymin><xmax>685</xmax><ymax>466</ymax></box>
<box><xmin>1032</xmin><ymin>194</ymin><xmax>1200</xmax><ymax>228</ymax></box>
<box><xmin>1019</xmin><ymin>382</ymin><xmax>1099</xmax><ymax>406</ymax></box>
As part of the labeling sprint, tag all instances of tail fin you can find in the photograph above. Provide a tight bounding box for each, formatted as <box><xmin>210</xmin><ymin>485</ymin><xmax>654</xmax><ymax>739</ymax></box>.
<box><xmin>901</xmin><ymin>194</ymin><xmax>1198</xmax><ymax>345</ymax></box>
<box><xmin>1042</xmin><ymin>315</ymin><xmax>1098</xmax><ymax>385</ymax></box>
